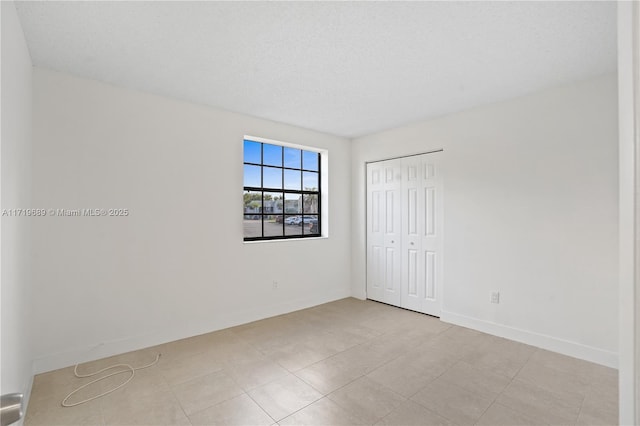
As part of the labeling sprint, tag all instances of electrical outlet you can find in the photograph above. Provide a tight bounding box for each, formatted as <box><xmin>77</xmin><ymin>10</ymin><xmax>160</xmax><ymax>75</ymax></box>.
<box><xmin>491</xmin><ymin>292</ymin><xmax>500</xmax><ymax>304</ymax></box>
<box><xmin>272</xmin><ymin>281</ymin><xmax>279</xmax><ymax>289</ymax></box>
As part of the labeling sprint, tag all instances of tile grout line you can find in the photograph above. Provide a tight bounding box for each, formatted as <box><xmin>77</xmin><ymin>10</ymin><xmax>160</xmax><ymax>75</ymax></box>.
<box><xmin>243</xmin><ymin>390</ymin><xmax>278</xmax><ymax>425</ymax></box>
<box><xmin>480</xmin><ymin>344</ymin><xmax>539</xmax><ymax>424</ymax></box>
<box><xmin>167</xmin><ymin>385</ymin><xmax>193</xmax><ymax>426</ymax></box>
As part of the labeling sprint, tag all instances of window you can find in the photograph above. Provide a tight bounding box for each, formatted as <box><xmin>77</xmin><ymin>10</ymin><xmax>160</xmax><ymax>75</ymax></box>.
<box><xmin>243</xmin><ymin>138</ymin><xmax>321</xmax><ymax>241</ymax></box>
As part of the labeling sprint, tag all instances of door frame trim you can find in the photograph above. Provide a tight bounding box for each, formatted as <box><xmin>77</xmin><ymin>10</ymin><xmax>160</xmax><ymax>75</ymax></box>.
<box><xmin>365</xmin><ymin>149</ymin><xmax>444</xmax><ymax>165</ymax></box>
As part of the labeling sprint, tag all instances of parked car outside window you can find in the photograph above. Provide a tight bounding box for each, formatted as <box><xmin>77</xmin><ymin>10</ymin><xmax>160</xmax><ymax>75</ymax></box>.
<box><xmin>285</xmin><ymin>216</ymin><xmax>301</xmax><ymax>225</ymax></box>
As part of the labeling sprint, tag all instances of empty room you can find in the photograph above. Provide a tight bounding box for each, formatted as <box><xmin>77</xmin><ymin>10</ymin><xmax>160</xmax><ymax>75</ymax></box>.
<box><xmin>2</xmin><ymin>1</ymin><xmax>638</xmax><ymax>425</ymax></box>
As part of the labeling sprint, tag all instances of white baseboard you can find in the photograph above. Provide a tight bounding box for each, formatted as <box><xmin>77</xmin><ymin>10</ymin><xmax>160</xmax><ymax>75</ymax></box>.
<box><xmin>440</xmin><ymin>310</ymin><xmax>618</xmax><ymax>368</ymax></box>
<box><xmin>32</xmin><ymin>289</ymin><xmax>350</xmax><ymax>375</ymax></box>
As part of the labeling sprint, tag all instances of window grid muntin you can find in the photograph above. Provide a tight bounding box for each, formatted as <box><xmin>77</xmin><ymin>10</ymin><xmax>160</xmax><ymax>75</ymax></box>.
<box><xmin>243</xmin><ymin>140</ymin><xmax>321</xmax><ymax>241</ymax></box>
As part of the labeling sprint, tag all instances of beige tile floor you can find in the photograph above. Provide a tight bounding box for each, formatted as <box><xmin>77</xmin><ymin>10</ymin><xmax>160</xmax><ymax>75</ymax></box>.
<box><xmin>26</xmin><ymin>298</ymin><xmax>618</xmax><ymax>426</ymax></box>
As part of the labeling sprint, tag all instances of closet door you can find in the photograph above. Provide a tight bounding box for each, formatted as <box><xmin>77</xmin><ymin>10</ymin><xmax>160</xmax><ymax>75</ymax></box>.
<box><xmin>401</xmin><ymin>153</ymin><xmax>443</xmax><ymax>317</ymax></box>
<box><xmin>366</xmin><ymin>159</ymin><xmax>402</xmax><ymax>306</ymax></box>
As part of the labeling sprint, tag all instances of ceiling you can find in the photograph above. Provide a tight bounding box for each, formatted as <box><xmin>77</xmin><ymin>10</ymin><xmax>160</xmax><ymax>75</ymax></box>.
<box><xmin>15</xmin><ymin>1</ymin><xmax>617</xmax><ymax>139</ymax></box>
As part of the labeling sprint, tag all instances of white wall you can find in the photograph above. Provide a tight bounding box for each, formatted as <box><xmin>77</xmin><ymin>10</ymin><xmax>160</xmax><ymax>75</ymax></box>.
<box><xmin>352</xmin><ymin>74</ymin><xmax>619</xmax><ymax>367</ymax></box>
<box><xmin>1</xmin><ymin>0</ymin><xmax>34</xmax><ymax>402</ymax></box>
<box><xmin>31</xmin><ymin>68</ymin><xmax>352</xmax><ymax>373</ymax></box>
<box><xmin>617</xmin><ymin>1</ymin><xmax>638</xmax><ymax>423</ymax></box>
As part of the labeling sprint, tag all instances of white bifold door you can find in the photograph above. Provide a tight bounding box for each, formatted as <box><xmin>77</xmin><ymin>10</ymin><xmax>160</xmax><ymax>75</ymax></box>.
<box><xmin>366</xmin><ymin>152</ymin><xmax>443</xmax><ymax>317</ymax></box>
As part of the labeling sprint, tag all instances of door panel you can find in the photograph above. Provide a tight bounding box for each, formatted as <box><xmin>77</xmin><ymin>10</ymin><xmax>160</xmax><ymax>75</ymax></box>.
<box><xmin>385</xmin><ymin>247</ymin><xmax>396</xmax><ymax>290</ymax></box>
<box><xmin>419</xmin><ymin>153</ymin><xmax>442</xmax><ymax>315</ymax></box>
<box><xmin>383</xmin><ymin>162</ymin><xmax>402</xmax><ymax>307</ymax></box>
<box><xmin>407</xmin><ymin>188</ymin><xmax>418</xmax><ymax>236</ymax></box>
<box><xmin>371</xmin><ymin>245</ymin><xmax>382</xmax><ymax>289</ymax></box>
<box><xmin>371</xmin><ymin>191</ymin><xmax>381</xmax><ymax>233</ymax></box>
<box><xmin>366</xmin><ymin>159</ymin><xmax>402</xmax><ymax>306</ymax></box>
<box><xmin>402</xmin><ymin>153</ymin><xmax>443</xmax><ymax>316</ymax></box>
<box><xmin>425</xmin><ymin>251</ymin><xmax>436</xmax><ymax>300</ymax></box>
<box><xmin>401</xmin><ymin>157</ymin><xmax>424</xmax><ymax>313</ymax></box>
<box><xmin>367</xmin><ymin>165</ymin><xmax>384</xmax><ymax>303</ymax></box>
<box><xmin>407</xmin><ymin>249</ymin><xmax>418</xmax><ymax>296</ymax></box>
<box><xmin>385</xmin><ymin>190</ymin><xmax>396</xmax><ymax>233</ymax></box>
<box><xmin>425</xmin><ymin>187</ymin><xmax>436</xmax><ymax>236</ymax></box>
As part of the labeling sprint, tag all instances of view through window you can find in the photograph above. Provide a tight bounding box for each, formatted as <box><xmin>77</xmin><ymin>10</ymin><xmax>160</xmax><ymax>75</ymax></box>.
<box><xmin>243</xmin><ymin>138</ymin><xmax>321</xmax><ymax>240</ymax></box>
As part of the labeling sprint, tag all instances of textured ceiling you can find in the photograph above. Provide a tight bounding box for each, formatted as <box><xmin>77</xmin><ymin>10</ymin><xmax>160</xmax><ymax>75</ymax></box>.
<box><xmin>15</xmin><ymin>1</ymin><xmax>616</xmax><ymax>138</ymax></box>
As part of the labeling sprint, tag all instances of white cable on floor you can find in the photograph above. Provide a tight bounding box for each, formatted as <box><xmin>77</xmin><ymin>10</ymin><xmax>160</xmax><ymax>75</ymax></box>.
<box><xmin>61</xmin><ymin>353</ymin><xmax>161</xmax><ymax>407</ymax></box>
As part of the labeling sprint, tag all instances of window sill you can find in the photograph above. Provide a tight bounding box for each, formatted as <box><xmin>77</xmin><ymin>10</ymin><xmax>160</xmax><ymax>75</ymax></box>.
<box><xmin>243</xmin><ymin>235</ymin><xmax>328</xmax><ymax>244</ymax></box>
